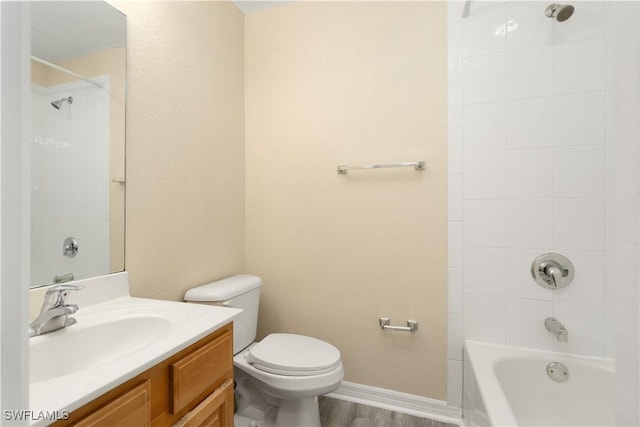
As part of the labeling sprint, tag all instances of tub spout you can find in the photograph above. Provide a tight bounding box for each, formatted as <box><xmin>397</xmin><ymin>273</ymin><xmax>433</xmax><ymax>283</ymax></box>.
<box><xmin>545</xmin><ymin>317</ymin><xmax>568</xmax><ymax>343</ymax></box>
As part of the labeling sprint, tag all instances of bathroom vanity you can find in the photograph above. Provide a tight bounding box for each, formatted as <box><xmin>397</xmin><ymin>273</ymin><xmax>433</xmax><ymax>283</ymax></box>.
<box><xmin>53</xmin><ymin>324</ymin><xmax>234</xmax><ymax>426</ymax></box>
<box><xmin>29</xmin><ymin>273</ymin><xmax>241</xmax><ymax>427</ymax></box>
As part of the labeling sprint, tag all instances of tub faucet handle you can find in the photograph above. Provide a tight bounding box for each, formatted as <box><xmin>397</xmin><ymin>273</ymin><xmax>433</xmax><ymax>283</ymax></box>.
<box><xmin>531</xmin><ymin>253</ymin><xmax>574</xmax><ymax>289</ymax></box>
<box><xmin>544</xmin><ymin>263</ymin><xmax>564</xmax><ymax>288</ymax></box>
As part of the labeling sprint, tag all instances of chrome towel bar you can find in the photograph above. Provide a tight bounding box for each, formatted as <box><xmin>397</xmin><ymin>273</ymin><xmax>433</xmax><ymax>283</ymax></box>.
<box><xmin>379</xmin><ymin>317</ymin><xmax>418</xmax><ymax>332</ymax></box>
<box><xmin>337</xmin><ymin>161</ymin><xmax>425</xmax><ymax>175</ymax></box>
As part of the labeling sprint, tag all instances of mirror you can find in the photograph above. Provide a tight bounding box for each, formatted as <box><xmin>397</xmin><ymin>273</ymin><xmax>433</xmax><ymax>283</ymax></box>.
<box><xmin>29</xmin><ymin>2</ymin><xmax>126</xmax><ymax>288</ymax></box>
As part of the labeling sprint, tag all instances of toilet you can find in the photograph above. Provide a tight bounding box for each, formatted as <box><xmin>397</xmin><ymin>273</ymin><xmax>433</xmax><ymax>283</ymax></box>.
<box><xmin>184</xmin><ymin>274</ymin><xmax>344</xmax><ymax>427</ymax></box>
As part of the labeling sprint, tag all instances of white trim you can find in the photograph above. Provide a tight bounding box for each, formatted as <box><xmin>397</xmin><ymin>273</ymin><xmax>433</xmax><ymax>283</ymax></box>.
<box><xmin>0</xmin><ymin>1</ymin><xmax>30</xmax><ymax>417</ymax></box>
<box><xmin>326</xmin><ymin>381</ymin><xmax>462</xmax><ymax>426</ymax></box>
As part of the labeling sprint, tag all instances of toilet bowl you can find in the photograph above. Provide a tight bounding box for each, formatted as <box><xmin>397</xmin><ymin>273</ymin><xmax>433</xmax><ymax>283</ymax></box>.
<box><xmin>184</xmin><ymin>275</ymin><xmax>344</xmax><ymax>427</ymax></box>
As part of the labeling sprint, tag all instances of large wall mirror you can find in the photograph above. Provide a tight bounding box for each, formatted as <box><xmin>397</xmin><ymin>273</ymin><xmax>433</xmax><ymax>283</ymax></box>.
<box><xmin>30</xmin><ymin>2</ymin><xmax>126</xmax><ymax>288</ymax></box>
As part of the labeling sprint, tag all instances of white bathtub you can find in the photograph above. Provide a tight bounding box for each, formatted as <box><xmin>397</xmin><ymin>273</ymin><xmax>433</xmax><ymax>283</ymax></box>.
<box><xmin>463</xmin><ymin>341</ymin><xmax>616</xmax><ymax>426</ymax></box>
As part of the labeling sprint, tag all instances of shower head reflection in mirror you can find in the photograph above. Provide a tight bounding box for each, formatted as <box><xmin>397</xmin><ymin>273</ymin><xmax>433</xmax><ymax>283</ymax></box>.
<box><xmin>50</xmin><ymin>96</ymin><xmax>72</xmax><ymax>110</ymax></box>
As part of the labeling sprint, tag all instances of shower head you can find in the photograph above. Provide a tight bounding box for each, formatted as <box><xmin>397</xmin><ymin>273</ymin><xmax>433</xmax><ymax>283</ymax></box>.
<box><xmin>51</xmin><ymin>96</ymin><xmax>73</xmax><ymax>110</ymax></box>
<box><xmin>545</xmin><ymin>4</ymin><xmax>574</xmax><ymax>22</ymax></box>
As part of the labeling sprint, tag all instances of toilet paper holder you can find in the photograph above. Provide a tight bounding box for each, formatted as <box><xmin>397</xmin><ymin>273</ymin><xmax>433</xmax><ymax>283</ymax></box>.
<box><xmin>379</xmin><ymin>317</ymin><xmax>418</xmax><ymax>332</ymax></box>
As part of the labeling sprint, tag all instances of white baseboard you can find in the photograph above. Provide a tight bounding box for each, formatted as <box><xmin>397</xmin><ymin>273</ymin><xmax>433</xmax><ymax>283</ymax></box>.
<box><xmin>326</xmin><ymin>381</ymin><xmax>462</xmax><ymax>426</ymax></box>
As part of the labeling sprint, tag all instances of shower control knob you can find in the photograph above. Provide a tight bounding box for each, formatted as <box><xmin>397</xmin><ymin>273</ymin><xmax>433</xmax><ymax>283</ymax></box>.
<box><xmin>531</xmin><ymin>253</ymin><xmax>574</xmax><ymax>289</ymax></box>
<box><xmin>63</xmin><ymin>237</ymin><xmax>78</xmax><ymax>258</ymax></box>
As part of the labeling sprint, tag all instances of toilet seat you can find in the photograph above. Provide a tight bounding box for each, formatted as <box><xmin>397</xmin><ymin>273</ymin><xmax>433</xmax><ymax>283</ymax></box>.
<box><xmin>247</xmin><ymin>333</ymin><xmax>341</xmax><ymax>377</ymax></box>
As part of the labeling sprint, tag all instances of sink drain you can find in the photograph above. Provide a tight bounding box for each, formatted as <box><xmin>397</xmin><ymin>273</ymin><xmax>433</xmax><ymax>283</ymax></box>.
<box><xmin>547</xmin><ymin>361</ymin><xmax>569</xmax><ymax>382</ymax></box>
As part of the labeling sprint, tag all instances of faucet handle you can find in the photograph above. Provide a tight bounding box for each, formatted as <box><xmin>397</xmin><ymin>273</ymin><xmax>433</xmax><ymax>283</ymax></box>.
<box><xmin>46</xmin><ymin>284</ymin><xmax>84</xmax><ymax>294</ymax></box>
<box><xmin>42</xmin><ymin>284</ymin><xmax>83</xmax><ymax>310</ymax></box>
<box><xmin>531</xmin><ymin>253</ymin><xmax>574</xmax><ymax>289</ymax></box>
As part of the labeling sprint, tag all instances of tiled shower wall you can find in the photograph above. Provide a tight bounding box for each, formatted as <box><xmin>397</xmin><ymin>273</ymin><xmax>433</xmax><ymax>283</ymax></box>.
<box><xmin>31</xmin><ymin>77</ymin><xmax>110</xmax><ymax>287</ymax></box>
<box><xmin>447</xmin><ymin>1</ymin><xmax>640</xmax><ymax>421</ymax></box>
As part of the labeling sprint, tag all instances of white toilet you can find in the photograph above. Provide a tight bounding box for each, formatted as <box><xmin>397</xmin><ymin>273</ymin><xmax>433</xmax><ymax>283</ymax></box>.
<box><xmin>184</xmin><ymin>274</ymin><xmax>344</xmax><ymax>427</ymax></box>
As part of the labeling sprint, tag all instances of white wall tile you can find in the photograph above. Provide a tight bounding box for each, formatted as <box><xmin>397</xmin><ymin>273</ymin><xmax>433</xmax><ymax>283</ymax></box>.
<box><xmin>506</xmin><ymin>96</ymin><xmax>553</xmax><ymax>149</ymax></box>
<box><xmin>506</xmin><ymin>199</ymin><xmax>554</xmax><ymax>249</ymax></box>
<box><xmin>449</xmin><ymin>82</ymin><xmax>463</xmax><ymax>128</ymax></box>
<box><xmin>554</xmin><ymin>145</ymin><xmax>606</xmax><ymax>198</ymax></box>
<box><xmin>448</xmin><ymin>313</ymin><xmax>464</xmax><ymax>360</ymax></box>
<box><xmin>506</xmin><ymin>2</ymin><xmax>554</xmax><ymax>51</ymax></box>
<box><xmin>447</xmin><ymin>359</ymin><xmax>463</xmax><ymax>409</ymax></box>
<box><xmin>553</xmin><ymin>301</ymin><xmax>605</xmax><ymax>356</ymax></box>
<box><xmin>449</xmin><ymin>174</ymin><xmax>463</xmax><ymax>221</ymax></box>
<box><xmin>448</xmin><ymin>3</ymin><xmax>636</xmax><ymax>411</ymax></box>
<box><xmin>506</xmin><ymin>248</ymin><xmax>553</xmax><ymax>301</ymax></box>
<box><xmin>506</xmin><ymin>298</ymin><xmax>554</xmax><ymax>350</ymax></box>
<box><xmin>605</xmin><ymin>1</ymin><xmax>639</xmax><ymax>39</ymax></box>
<box><xmin>463</xmin><ymin>53</ymin><xmax>506</xmax><ymax>104</ymax></box>
<box><xmin>554</xmin><ymin>250</ymin><xmax>605</xmax><ymax>304</ymax></box>
<box><xmin>554</xmin><ymin>198</ymin><xmax>606</xmax><ymax>251</ymax></box>
<box><xmin>449</xmin><ymin>221</ymin><xmax>464</xmax><ymax>268</ymax></box>
<box><xmin>506</xmin><ymin>45</ymin><xmax>554</xmax><ymax>99</ymax></box>
<box><xmin>464</xmin><ymin>199</ymin><xmax>506</xmax><ymax>247</ymax></box>
<box><xmin>449</xmin><ymin>128</ymin><xmax>463</xmax><ymax>174</ymax></box>
<box><xmin>463</xmin><ymin>294</ymin><xmax>506</xmax><ymax>344</ymax></box>
<box><xmin>464</xmin><ymin>247</ymin><xmax>506</xmax><ymax>296</ymax></box>
<box><xmin>448</xmin><ymin>267</ymin><xmax>463</xmax><ymax>314</ymax></box>
<box><xmin>555</xmin><ymin>38</ymin><xmax>606</xmax><ymax>95</ymax></box>
<box><xmin>462</xmin><ymin>2</ymin><xmax>506</xmax><ymax>58</ymax></box>
<box><xmin>606</xmin><ymin>302</ymin><xmax>639</xmax><ymax>362</ymax></box>
<box><xmin>506</xmin><ymin>148</ymin><xmax>553</xmax><ymax>198</ymax></box>
<box><xmin>463</xmin><ymin>102</ymin><xmax>506</xmax><ymax>151</ymax></box>
<box><xmin>605</xmin><ymin>245</ymin><xmax>639</xmax><ymax>307</ymax></box>
<box><xmin>605</xmin><ymin>303</ymin><xmax>616</xmax><ymax>358</ymax></box>
<box><xmin>448</xmin><ymin>1</ymin><xmax>464</xmax><ymax>37</ymax></box>
<box><xmin>554</xmin><ymin>2</ymin><xmax>605</xmax><ymax>45</ymax></box>
<box><xmin>554</xmin><ymin>92</ymin><xmax>605</xmax><ymax>147</ymax></box>
<box><xmin>464</xmin><ymin>150</ymin><xmax>505</xmax><ymax>199</ymax></box>
<box><xmin>449</xmin><ymin>35</ymin><xmax>463</xmax><ymax>83</ymax></box>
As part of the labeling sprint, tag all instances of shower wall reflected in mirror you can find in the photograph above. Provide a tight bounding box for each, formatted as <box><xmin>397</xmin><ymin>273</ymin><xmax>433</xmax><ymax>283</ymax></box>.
<box><xmin>30</xmin><ymin>1</ymin><xmax>126</xmax><ymax>287</ymax></box>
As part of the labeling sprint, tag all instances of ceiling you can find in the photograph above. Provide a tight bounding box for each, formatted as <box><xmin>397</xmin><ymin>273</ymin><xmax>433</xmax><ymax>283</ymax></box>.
<box><xmin>31</xmin><ymin>1</ymin><xmax>126</xmax><ymax>62</ymax></box>
<box><xmin>31</xmin><ymin>1</ymin><xmax>291</xmax><ymax>62</ymax></box>
<box><xmin>232</xmin><ymin>1</ymin><xmax>292</xmax><ymax>15</ymax></box>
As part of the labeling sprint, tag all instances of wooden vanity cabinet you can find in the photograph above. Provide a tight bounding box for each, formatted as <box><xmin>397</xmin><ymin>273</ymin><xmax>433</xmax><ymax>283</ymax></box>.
<box><xmin>72</xmin><ymin>381</ymin><xmax>152</xmax><ymax>427</ymax></box>
<box><xmin>52</xmin><ymin>323</ymin><xmax>234</xmax><ymax>427</ymax></box>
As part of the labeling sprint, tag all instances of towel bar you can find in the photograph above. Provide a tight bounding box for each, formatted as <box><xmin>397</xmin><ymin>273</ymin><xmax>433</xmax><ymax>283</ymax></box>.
<box><xmin>379</xmin><ymin>317</ymin><xmax>418</xmax><ymax>332</ymax></box>
<box><xmin>337</xmin><ymin>161</ymin><xmax>425</xmax><ymax>175</ymax></box>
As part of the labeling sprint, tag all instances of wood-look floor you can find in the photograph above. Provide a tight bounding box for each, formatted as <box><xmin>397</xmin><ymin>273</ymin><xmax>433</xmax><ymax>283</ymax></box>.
<box><xmin>318</xmin><ymin>397</ymin><xmax>458</xmax><ymax>427</ymax></box>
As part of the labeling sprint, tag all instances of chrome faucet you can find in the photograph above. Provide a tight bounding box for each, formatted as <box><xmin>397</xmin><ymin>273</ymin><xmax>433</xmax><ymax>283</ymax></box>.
<box><xmin>29</xmin><ymin>284</ymin><xmax>83</xmax><ymax>337</ymax></box>
<box><xmin>545</xmin><ymin>317</ymin><xmax>568</xmax><ymax>343</ymax></box>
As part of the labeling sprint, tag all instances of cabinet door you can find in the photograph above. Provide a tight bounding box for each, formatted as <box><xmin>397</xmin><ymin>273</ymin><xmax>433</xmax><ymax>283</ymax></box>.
<box><xmin>74</xmin><ymin>381</ymin><xmax>151</xmax><ymax>427</ymax></box>
<box><xmin>173</xmin><ymin>378</ymin><xmax>233</xmax><ymax>427</ymax></box>
<box><xmin>170</xmin><ymin>331</ymin><xmax>232</xmax><ymax>413</ymax></box>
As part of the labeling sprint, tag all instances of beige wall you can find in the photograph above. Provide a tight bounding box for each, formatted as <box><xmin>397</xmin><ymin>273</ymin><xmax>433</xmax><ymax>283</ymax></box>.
<box><xmin>112</xmin><ymin>1</ymin><xmax>246</xmax><ymax>301</ymax></box>
<box><xmin>107</xmin><ymin>0</ymin><xmax>447</xmax><ymax>400</ymax></box>
<box><xmin>245</xmin><ymin>2</ymin><xmax>448</xmax><ymax>399</ymax></box>
<box><xmin>31</xmin><ymin>48</ymin><xmax>126</xmax><ymax>273</ymax></box>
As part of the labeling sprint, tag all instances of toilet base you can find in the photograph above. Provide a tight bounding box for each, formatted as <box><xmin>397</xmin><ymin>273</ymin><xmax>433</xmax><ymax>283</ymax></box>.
<box><xmin>234</xmin><ymin>397</ymin><xmax>321</xmax><ymax>427</ymax></box>
<box><xmin>234</xmin><ymin>413</ymin><xmax>275</xmax><ymax>427</ymax></box>
<box><xmin>235</xmin><ymin>368</ymin><xmax>322</xmax><ymax>427</ymax></box>
<box><xmin>275</xmin><ymin>396</ymin><xmax>320</xmax><ymax>427</ymax></box>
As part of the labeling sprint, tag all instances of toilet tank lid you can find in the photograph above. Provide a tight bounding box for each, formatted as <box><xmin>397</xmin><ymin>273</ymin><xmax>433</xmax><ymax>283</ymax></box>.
<box><xmin>184</xmin><ymin>274</ymin><xmax>262</xmax><ymax>302</ymax></box>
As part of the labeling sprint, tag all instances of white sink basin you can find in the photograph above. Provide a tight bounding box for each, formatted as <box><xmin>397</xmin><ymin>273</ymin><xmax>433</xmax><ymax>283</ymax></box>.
<box><xmin>30</xmin><ymin>315</ymin><xmax>171</xmax><ymax>383</ymax></box>
<box><xmin>29</xmin><ymin>301</ymin><xmax>193</xmax><ymax>384</ymax></box>
<box><xmin>28</xmin><ymin>273</ymin><xmax>242</xmax><ymax>427</ymax></box>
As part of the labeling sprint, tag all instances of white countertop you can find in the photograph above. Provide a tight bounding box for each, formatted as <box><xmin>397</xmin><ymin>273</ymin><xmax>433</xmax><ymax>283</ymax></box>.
<box><xmin>28</xmin><ymin>273</ymin><xmax>241</xmax><ymax>425</ymax></box>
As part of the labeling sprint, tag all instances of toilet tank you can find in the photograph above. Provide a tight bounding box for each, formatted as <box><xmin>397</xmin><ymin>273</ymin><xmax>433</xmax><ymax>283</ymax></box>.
<box><xmin>184</xmin><ymin>274</ymin><xmax>261</xmax><ymax>354</ymax></box>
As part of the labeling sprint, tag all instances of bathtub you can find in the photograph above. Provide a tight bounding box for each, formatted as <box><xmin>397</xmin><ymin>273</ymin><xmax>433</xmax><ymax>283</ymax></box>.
<box><xmin>463</xmin><ymin>341</ymin><xmax>616</xmax><ymax>426</ymax></box>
